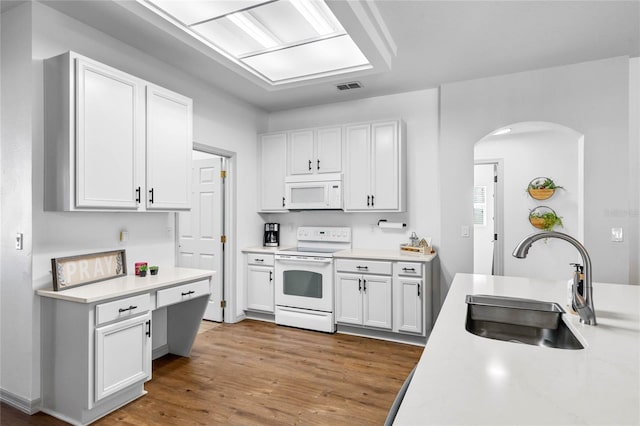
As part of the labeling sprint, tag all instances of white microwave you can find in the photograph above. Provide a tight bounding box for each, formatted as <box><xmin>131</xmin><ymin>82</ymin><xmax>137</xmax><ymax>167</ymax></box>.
<box><xmin>284</xmin><ymin>173</ymin><xmax>342</xmax><ymax>210</ymax></box>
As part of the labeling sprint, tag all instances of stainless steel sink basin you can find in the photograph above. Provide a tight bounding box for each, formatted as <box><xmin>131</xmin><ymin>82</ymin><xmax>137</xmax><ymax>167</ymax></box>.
<box><xmin>465</xmin><ymin>295</ymin><xmax>584</xmax><ymax>350</ymax></box>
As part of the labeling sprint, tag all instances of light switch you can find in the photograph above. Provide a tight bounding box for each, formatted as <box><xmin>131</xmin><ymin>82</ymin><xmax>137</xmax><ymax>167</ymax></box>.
<box><xmin>611</xmin><ymin>227</ymin><xmax>623</xmax><ymax>242</ymax></box>
<box><xmin>16</xmin><ymin>233</ymin><xmax>23</xmax><ymax>250</ymax></box>
<box><xmin>461</xmin><ymin>225</ymin><xmax>470</xmax><ymax>238</ymax></box>
<box><xmin>119</xmin><ymin>231</ymin><xmax>129</xmax><ymax>242</ymax></box>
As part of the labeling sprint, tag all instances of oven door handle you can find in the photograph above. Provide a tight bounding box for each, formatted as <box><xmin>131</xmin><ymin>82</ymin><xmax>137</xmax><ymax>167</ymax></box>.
<box><xmin>276</xmin><ymin>257</ymin><xmax>333</xmax><ymax>264</ymax></box>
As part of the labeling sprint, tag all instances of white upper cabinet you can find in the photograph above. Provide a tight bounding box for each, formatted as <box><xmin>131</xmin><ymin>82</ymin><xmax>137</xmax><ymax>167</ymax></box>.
<box><xmin>145</xmin><ymin>84</ymin><xmax>192</xmax><ymax>210</ymax></box>
<box><xmin>75</xmin><ymin>57</ymin><xmax>144</xmax><ymax>209</ymax></box>
<box><xmin>258</xmin><ymin>132</ymin><xmax>288</xmax><ymax>212</ymax></box>
<box><xmin>44</xmin><ymin>51</ymin><xmax>192</xmax><ymax>212</ymax></box>
<box><xmin>288</xmin><ymin>126</ymin><xmax>342</xmax><ymax>175</ymax></box>
<box><xmin>344</xmin><ymin>120</ymin><xmax>406</xmax><ymax>212</ymax></box>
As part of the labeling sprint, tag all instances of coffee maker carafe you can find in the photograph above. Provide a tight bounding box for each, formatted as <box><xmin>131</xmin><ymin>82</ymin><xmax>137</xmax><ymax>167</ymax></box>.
<box><xmin>263</xmin><ymin>223</ymin><xmax>280</xmax><ymax>247</ymax></box>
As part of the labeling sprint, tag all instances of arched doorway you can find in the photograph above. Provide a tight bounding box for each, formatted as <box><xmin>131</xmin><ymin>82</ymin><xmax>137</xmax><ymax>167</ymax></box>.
<box><xmin>473</xmin><ymin>122</ymin><xmax>585</xmax><ymax>280</ymax></box>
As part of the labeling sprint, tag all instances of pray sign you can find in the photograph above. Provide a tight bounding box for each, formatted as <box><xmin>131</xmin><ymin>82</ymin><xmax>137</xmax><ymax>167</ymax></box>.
<box><xmin>51</xmin><ymin>250</ymin><xmax>127</xmax><ymax>291</ymax></box>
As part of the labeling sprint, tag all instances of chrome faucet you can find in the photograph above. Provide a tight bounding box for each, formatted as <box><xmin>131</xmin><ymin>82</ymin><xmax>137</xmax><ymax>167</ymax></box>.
<box><xmin>512</xmin><ymin>231</ymin><xmax>597</xmax><ymax>325</ymax></box>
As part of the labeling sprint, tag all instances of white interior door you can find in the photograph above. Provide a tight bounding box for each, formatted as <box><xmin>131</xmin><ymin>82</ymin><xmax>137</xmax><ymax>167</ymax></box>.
<box><xmin>473</xmin><ymin>162</ymin><xmax>501</xmax><ymax>275</ymax></box>
<box><xmin>177</xmin><ymin>153</ymin><xmax>224</xmax><ymax>321</ymax></box>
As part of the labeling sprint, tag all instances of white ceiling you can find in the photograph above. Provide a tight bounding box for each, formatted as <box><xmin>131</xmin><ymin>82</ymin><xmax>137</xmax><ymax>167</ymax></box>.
<box><xmin>27</xmin><ymin>1</ymin><xmax>640</xmax><ymax>111</ymax></box>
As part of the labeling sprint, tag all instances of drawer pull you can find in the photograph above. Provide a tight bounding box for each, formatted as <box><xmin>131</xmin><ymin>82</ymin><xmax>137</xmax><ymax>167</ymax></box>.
<box><xmin>254</xmin><ymin>258</ymin><xmax>264</xmax><ymax>262</ymax></box>
<box><xmin>181</xmin><ymin>290</ymin><xmax>195</xmax><ymax>296</ymax></box>
<box><xmin>402</xmin><ymin>267</ymin><xmax>416</xmax><ymax>272</ymax></box>
<box><xmin>118</xmin><ymin>305</ymin><xmax>137</xmax><ymax>313</ymax></box>
<box><xmin>356</xmin><ymin>266</ymin><xmax>369</xmax><ymax>270</ymax></box>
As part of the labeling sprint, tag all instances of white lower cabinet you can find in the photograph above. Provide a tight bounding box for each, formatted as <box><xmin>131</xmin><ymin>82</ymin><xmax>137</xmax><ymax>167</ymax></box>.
<box><xmin>396</xmin><ymin>277</ymin><xmax>423</xmax><ymax>334</ymax></box>
<box><xmin>336</xmin><ymin>259</ymin><xmax>393</xmax><ymax>330</ymax></box>
<box><xmin>95</xmin><ymin>312</ymin><xmax>151</xmax><ymax>402</ymax></box>
<box><xmin>245</xmin><ymin>253</ymin><xmax>275</xmax><ymax>313</ymax></box>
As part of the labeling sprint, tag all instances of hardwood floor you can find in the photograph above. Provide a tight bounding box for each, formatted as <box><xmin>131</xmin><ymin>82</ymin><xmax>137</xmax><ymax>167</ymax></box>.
<box><xmin>1</xmin><ymin>320</ymin><xmax>422</xmax><ymax>425</ymax></box>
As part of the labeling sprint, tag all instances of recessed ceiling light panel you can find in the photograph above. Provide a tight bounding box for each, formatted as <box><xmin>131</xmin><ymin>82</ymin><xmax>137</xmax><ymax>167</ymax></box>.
<box><xmin>141</xmin><ymin>0</ymin><xmax>371</xmax><ymax>84</ymax></box>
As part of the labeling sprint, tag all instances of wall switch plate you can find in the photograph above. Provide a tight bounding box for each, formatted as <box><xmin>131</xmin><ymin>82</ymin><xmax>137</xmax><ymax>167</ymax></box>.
<box><xmin>611</xmin><ymin>227</ymin><xmax>624</xmax><ymax>242</ymax></box>
<box><xmin>119</xmin><ymin>231</ymin><xmax>129</xmax><ymax>242</ymax></box>
<box><xmin>461</xmin><ymin>225</ymin><xmax>470</xmax><ymax>238</ymax></box>
<box><xmin>16</xmin><ymin>233</ymin><xmax>23</xmax><ymax>250</ymax></box>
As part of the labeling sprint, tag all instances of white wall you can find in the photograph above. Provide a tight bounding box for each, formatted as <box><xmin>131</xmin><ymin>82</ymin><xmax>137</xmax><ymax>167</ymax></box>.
<box><xmin>1</xmin><ymin>1</ymin><xmax>267</xmax><ymax>408</ymax></box>
<box><xmin>475</xmin><ymin>127</ymin><xmax>582</xmax><ymax>280</ymax></box>
<box><xmin>629</xmin><ymin>57</ymin><xmax>640</xmax><ymax>284</ymax></box>
<box><xmin>440</xmin><ymin>57</ymin><xmax>632</xmax><ymax>289</ymax></box>
<box><xmin>1</xmin><ymin>4</ymin><xmax>36</xmax><ymax>408</ymax></box>
<box><xmin>264</xmin><ymin>89</ymin><xmax>440</xmax><ymax>253</ymax></box>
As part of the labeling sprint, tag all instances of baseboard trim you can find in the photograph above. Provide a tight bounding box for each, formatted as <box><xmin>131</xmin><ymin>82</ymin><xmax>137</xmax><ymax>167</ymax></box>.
<box><xmin>0</xmin><ymin>388</ymin><xmax>41</xmax><ymax>415</ymax></box>
<box><xmin>152</xmin><ymin>344</ymin><xmax>169</xmax><ymax>360</ymax></box>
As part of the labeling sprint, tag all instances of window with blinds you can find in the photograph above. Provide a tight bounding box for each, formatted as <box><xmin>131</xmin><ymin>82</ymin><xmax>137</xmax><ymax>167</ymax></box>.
<box><xmin>473</xmin><ymin>186</ymin><xmax>486</xmax><ymax>226</ymax></box>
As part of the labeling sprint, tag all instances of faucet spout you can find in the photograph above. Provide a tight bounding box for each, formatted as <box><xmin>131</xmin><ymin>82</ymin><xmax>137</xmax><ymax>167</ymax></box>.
<box><xmin>512</xmin><ymin>231</ymin><xmax>597</xmax><ymax>325</ymax></box>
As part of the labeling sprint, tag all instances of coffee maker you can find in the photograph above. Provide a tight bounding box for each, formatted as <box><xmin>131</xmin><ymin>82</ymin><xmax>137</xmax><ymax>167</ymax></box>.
<box><xmin>263</xmin><ymin>223</ymin><xmax>280</xmax><ymax>247</ymax></box>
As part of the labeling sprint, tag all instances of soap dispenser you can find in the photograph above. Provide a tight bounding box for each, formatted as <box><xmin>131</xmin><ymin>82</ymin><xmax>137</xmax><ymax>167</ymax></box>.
<box><xmin>568</xmin><ymin>263</ymin><xmax>584</xmax><ymax>312</ymax></box>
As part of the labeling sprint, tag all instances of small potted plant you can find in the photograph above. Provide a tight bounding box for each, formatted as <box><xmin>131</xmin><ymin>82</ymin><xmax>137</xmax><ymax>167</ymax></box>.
<box><xmin>138</xmin><ymin>264</ymin><xmax>148</xmax><ymax>277</ymax></box>
<box><xmin>527</xmin><ymin>177</ymin><xmax>563</xmax><ymax>200</ymax></box>
<box><xmin>149</xmin><ymin>265</ymin><xmax>159</xmax><ymax>276</ymax></box>
<box><xmin>529</xmin><ymin>206</ymin><xmax>563</xmax><ymax>231</ymax></box>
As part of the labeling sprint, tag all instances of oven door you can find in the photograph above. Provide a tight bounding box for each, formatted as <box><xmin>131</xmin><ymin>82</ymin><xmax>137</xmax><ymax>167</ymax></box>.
<box><xmin>275</xmin><ymin>255</ymin><xmax>333</xmax><ymax>312</ymax></box>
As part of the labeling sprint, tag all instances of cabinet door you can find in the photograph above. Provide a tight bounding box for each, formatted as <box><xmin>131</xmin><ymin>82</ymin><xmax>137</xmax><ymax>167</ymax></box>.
<box><xmin>316</xmin><ymin>126</ymin><xmax>342</xmax><ymax>173</ymax></box>
<box><xmin>370</xmin><ymin>121</ymin><xmax>399</xmax><ymax>210</ymax></box>
<box><xmin>259</xmin><ymin>133</ymin><xmax>288</xmax><ymax>211</ymax></box>
<box><xmin>75</xmin><ymin>58</ymin><xmax>143</xmax><ymax>209</ymax></box>
<box><xmin>363</xmin><ymin>275</ymin><xmax>392</xmax><ymax>329</ymax></box>
<box><xmin>344</xmin><ymin>124</ymin><xmax>371</xmax><ymax>210</ymax></box>
<box><xmin>336</xmin><ymin>273</ymin><xmax>363</xmax><ymax>325</ymax></box>
<box><xmin>288</xmin><ymin>129</ymin><xmax>314</xmax><ymax>175</ymax></box>
<box><xmin>247</xmin><ymin>265</ymin><xmax>274</xmax><ymax>312</ymax></box>
<box><xmin>146</xmin><ymin>84</ymin><xmax>192</xmax><ymax>210</ymax></box>
<box><xmin>95</xmin><ymin>312</ymin><xmax>151</xmax><ymax>403</ymax></box>
<box><xmin>397</xmin><ymin>278</ymin><xmax>423</xmax><ymax>334</ymax></box>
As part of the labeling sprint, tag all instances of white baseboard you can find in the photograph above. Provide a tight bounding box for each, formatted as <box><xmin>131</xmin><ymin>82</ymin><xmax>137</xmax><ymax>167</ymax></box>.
<box><xmin>152</xmin><ymin>344</ymin><xmax>169</xmax><ymax>360</ymax></box>
<box><xmin>0</xmin><ymin>388</ymin><xmax>41</xmax><ymax>414</ymax></box>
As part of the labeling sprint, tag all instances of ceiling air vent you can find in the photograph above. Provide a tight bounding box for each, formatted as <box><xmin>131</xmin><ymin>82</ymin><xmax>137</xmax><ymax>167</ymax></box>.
<box><xmin>336</xmin><ymin>81</ymin><xmax>363</xmax><ymax>91</ymax></box>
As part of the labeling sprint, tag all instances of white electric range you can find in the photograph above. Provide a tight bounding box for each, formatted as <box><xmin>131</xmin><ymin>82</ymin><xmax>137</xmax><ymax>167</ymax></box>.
<box><xmin>274</xmin><ymin>226</ymin><xmax>351</xmax><ymax>333</ymax></box>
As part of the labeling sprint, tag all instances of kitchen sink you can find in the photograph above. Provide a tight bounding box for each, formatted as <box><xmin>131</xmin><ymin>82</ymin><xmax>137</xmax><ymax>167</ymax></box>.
<box><xmin>465</xmin><ymin>295</ymin><xmax>584</xmax><ymax>350</ymax></box>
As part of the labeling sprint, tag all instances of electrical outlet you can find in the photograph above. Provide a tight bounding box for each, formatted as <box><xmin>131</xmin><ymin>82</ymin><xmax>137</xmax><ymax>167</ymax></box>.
<box><xmin>16</xmin><ymin>233</ymin><xmax>23</xmax><ymax>250</ymax></box>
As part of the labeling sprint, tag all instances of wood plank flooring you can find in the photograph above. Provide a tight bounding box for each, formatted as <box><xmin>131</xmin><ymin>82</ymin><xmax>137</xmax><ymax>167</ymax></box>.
<box><xmin>1</xmin><ymin>320</ymin><xmax>423</xmax><ymax>425</ymax></box>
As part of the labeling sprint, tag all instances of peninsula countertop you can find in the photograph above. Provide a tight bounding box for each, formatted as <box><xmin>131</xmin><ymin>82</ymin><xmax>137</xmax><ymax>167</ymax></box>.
<box><xmin>394</xmin><ymin>273</ymin><xmax>640</xmax><ymax>425</ymax></box>
<box><xmin>36</xmin><ymin>267</ymin><xmax>215</xmax><ymax>303</ymax></box>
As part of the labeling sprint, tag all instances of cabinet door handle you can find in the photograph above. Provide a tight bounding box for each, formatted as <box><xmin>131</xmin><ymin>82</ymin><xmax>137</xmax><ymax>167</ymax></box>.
<box><xmin>282</xmin><ymin>197</ymin><xmax>286</xmax><ymax>208</ymax></box>
<box><xmin>417</xmin><ymin>283</ymin><xmax>421</xmax><ymax>297</ymax></box>
<box><xmin>402</xmin><ymin>267</ymin><xmax>416</xmax><ymax>272</ymax></box>
<box><xmin>146</xmin><ymin>320</ymin><xmax>151</xmax><ymax>338</ymax></box>
<box><xmin>308</xmin><ymin>160</ymin><xmax>312</xmax><ymax>171</ymax></box>
<box><xmin>358</xmin><ymin>278</ymin><xmax>362</xmax><ymax>292</ymax></box>
<box><xmin>135</xmin><ymin>186</ymin><xmax>141</xmax><ymax>203</ymax></box>
<box><xmin>371</xmin><ymin>195</ymin><xmax>375</xmax><ymax>207</ymax></box>
<box><xmin>363</xmin><ymin>279</ymin><xmax>367</xmax><ymax>292</ymax></box>
<box><xmin>181</xmin><ymin>290</ymin><xmax>195</xmax><ymax>296</ymax></box>
<box><xmin>317</xmin><ymin>159</ymin><xmax>320</xmax><ymax>170</ymax></box>
<box><xmin>356</xmin><ymin>266</ymin><xmax>369</xmax><ymax>270</ymax></box>
<box><xmin>118</xmin><ymin>305</ymin><xmax>138</xmax><ymax>313</ymax></box>
<box><xmin>269</xmin><ymin>271</ymin><xmax>273</xmax><ymax>282</ymax></box>
<box><xmin>148</xmin><ymin>188</ymin><xmax>154</xmax><ymax>204</ymax></box>
<box><xmin>367</xmin><ymin>195</ymin><xmax>370</xmax><ymax>206</ymax></box>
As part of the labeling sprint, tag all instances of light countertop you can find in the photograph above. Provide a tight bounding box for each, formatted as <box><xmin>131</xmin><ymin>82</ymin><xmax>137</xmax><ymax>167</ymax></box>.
<box><xmin>394</xmin><ymin>273</ymin><xmax>640</xmax><ymax>425</ymax></box>
<box><xmin>37</xmin><ymin>267</ymin><xmax>215</xmax><ymax>304</ymax></box>
<box><xmin>334</xmin><ymin>248</ymin><xmax>437</xmax><ymax>262</ymax></box>
<box><xmin>241</xmin><ymin>246</ymin><xmax>293</xmax><ymax>254</ymax></box>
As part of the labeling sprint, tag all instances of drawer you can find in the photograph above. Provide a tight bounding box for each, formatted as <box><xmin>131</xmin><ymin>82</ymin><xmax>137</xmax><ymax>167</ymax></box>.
<box><xmin>247</xmin><ymin>253</ymin><xmax>275</xmax><ymax>267</ymax></box>
<box><xmin>156</xmin><ymin>279</ymin><xmax>210</xmax><ymax>309</ymax></box>
<box><xmin>96</xmin><ymin>293</ymin><xmax>151</xmax><ymax>326</ymax></box>
<box><xmin>335</xmin><ymin>259</ymin><xmax>392</xmax><ymax>275</ymax></box>
<box><xmin>396</xmin><ymin>262</ymin><xmax>423</xmax><ymax>277</ymax></box>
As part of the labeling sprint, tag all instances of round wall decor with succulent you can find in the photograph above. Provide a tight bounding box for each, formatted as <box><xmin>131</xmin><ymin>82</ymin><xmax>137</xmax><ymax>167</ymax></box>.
<box><xmin>527</xmin><ymin>177</ymin><xmax>563</xmax><ymax>200</ymax></box>
<box><xmin>529</xmin><ymin>206</ymin><xmax>563</xmax><ymax>231</ymax></box>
